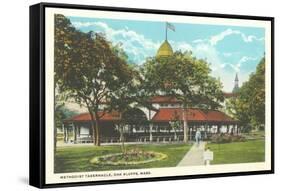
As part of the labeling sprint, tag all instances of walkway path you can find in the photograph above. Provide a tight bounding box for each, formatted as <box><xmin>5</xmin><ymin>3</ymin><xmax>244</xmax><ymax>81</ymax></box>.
<box><xmin>177</xmin><ymin>142</ymin><xmax>206</xmax><ymax>166</ymax></box>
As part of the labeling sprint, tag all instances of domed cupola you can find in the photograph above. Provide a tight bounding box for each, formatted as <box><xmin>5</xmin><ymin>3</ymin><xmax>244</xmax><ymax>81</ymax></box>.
<box><xmin>156</xmin><ymin>40</ymin><xmax>173</xmax><ymax>58</ymax></box>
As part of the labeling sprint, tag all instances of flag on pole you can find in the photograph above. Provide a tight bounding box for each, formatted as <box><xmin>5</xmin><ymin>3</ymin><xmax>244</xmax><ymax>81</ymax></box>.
<box><xmin>166</xmin><ymin>22</ymin><xmax>175</xmax><ymax>32</ymax></box>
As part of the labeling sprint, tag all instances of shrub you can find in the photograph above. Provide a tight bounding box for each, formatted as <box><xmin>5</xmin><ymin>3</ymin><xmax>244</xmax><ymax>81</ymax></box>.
<box><xmin>210</xmin><ymin>134</ymin><xmax>245</xmax><ymax>144</ymax></box>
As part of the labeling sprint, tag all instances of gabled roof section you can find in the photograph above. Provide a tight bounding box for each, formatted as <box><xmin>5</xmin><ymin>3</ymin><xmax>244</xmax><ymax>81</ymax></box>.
<box><xmin>152</xmin><ymin>108</ymin><xmax>206</xmax><ymax>122</ymax></box>
<box><xmin>202</xmin><ymin>110</ymin><xmax>235</xmax><ymax>122</ymax></box>
<box><xmin>152</xmin><ymin>108</ymin><xmax>236</xmax><ymax>123</ymax></box>
<box><xmin>65</xmin><ymin>111</ymin><xmax>121</xmax><ymax>122</ymax></box>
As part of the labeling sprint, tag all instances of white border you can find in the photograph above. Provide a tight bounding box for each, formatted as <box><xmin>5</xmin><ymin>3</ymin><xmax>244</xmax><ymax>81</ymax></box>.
<box><xmin>45</xmin><ymin>7</ymin><xmax>272</xmax><ymax>185</ymax></box>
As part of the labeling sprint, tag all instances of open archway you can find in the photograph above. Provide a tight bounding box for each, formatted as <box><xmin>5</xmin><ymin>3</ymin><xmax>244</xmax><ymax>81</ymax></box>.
<box><xmin>122</xmin><ymin>108</ymin><xmax>148</xmax><ymax>124</ymax></box>
<box><xmin>121</xmin><ymin>108</ymin><xmax>149</xmax><ymax>142</ymax></box>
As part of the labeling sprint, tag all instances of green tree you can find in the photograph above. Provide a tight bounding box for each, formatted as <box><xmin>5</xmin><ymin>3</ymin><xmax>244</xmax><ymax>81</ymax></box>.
<box><xmin>108</xmin><ymin>60</ymin><xmax>143</xmax><ymax>153</ymax></box>
<box><xmin>54</xmin><ymin>92</ymin><xmax>77</xmax><ymax>151</ymax></box>
<box><xmin>142</xmin><ymin>51</ymin><xmax>224</xmax><ymax>142</ymax></box>
<box><xmin>227</xmin><ymin>57</ymin><xmax>265</xmax><ymax>130</ymax></box>
<box><xmin>54</xmin><ymin>14</ymin><xmax>137</xmax><ymax>146</ymax></box>
<box><xmin>169</xmin><ymin>111</ymin><xmax>182</xmax><ymax>140</ymax></box>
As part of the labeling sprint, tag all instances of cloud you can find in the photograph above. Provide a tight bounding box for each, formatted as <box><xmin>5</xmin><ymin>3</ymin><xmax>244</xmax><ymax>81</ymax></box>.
<box><xmin>229</xmin><ymin>56</ymin><xmax>258</xmax><ymax>72</ymax></box>
<box><xmin>189</xmin><ymin>28</ymin><xmax>263</xmax><ymax>91</ymax></box>
<box><xmin>237</xmin><ymin>56</ymin><xmax>258</xmax><ymax>66</ymax></box>
<box><xmin>192</xmin><ymin>28</ymin><xmax>264</xmax><ymax>47</ymax></box>
<box><xmin>170</xmin><ymin>41</ymin><xmax>193</xmax><ymax>52</ymax></box>
<box><xmin>209</xmin><ymin>28</ymin><xmax>264</xmax><ymax>46</ymax></box>
<box><xmin>192</xmin><ymin>43</ymin><xmax>222</xmax><ymax>72</ymax></box>
<box><xmin>190</xmin><ymin>40</ymin><xmax>259</xmax><ymax>91</ymax></box>
<box><xmin>71</xmin><ymin>21</ymin><xmax>261</xmax><ymax>92</ymax></box>
<box><xmin>192</xmin><ymin>39</ymin><xmax>206</xmax><ymax>44</ymax></box>
<box><xmin>72</xmin><ymin>21</ymin><xmax>160</xmax><ymax>64</ymax></box>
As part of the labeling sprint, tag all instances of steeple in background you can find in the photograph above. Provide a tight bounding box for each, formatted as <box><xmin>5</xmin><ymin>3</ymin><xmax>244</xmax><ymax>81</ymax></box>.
<box><xmin>232</xmin><ymin>73</ymin><xmax>239</xmax><ymax>93</ymax></box>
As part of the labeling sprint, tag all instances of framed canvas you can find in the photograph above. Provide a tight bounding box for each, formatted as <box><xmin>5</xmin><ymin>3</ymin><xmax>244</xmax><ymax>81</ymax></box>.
<box><xmin>29</xmin><ymin>2</ymin><xmax>274</xmax><ymax>188</ymax></box>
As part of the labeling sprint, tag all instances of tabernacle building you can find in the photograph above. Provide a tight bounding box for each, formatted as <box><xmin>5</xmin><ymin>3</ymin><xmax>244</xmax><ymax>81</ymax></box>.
<box><xmin>61</xmin><ymin>38</ymin><xmax>240</xmax><ymax>144</ymax></box>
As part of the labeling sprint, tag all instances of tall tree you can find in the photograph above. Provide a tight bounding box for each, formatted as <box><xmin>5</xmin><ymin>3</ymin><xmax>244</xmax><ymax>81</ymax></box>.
<box><xmin>54</xmin><ymin>14</ymin><xmax>136</xmax><ymax>146</ymax></box>
<box><xmin>108</xmin><ymin>56</ymin><xmax>143</xmax><ymax>153</ymax></box>
<box><xmin>227</xmin><ymin>57</ymin><xmax>265</xmax><ymax>130</ymax></box>
<box><xmin>142</xmin><ymin>51</ymin><xmax>224</xmax><ymax>142</ymax></box>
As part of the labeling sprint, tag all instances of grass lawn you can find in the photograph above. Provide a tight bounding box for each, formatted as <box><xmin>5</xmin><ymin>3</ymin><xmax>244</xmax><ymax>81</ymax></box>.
<box><xmin>55</xmin><ymin>143</ymin><xmax>191</xmax><ymax>173</ymax></box>
<box><xmin>207</xmin><ymin>139</ymin><xmax>265</xmax><ymax>165</ymax></box>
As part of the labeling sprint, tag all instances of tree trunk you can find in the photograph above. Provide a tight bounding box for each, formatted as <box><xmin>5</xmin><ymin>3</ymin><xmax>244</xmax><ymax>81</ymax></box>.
<box><xmin>89</xmin><ymin>111</ymin><xmax>98</xmax><ymax>146</ymax></box>
<box><xmin>95</xmin><ymin>119</ymin><xmax>100</xmax><ymax>146</ymax></box>
<box><xmin>94</xmin><ymin>112</ymin><xmax>101</xmax><ymax>146</ymax></box>
<box><xmin>90</xmin><ymin>119</ymin><xmax>96</xmax><ymax>145</ymax></box>
<box><xmin>120</xmin><ymin>125</ymin><xmax>125</xmax><ymax>154</ymax></box>
<box><xmin>182</xmin><ymin>105</ymin><xmax>189</xmax><ymax>143</ymax></box>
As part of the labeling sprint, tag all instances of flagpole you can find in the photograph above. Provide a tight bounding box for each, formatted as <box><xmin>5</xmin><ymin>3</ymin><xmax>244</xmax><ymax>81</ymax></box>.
<box><xmin>165</xmin><ymin>22</ymin><xmax>167</xmax><ymax>41</ymax></box>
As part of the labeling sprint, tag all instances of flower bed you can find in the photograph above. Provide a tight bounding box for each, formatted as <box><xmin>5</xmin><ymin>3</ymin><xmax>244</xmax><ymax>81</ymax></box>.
<box><xmin>90</xmin><ymin>149</ymin><xmax>167</xmax><ymax>165</ymax></box>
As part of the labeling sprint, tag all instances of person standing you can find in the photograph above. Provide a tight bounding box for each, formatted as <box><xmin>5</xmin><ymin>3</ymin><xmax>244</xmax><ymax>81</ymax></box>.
<box><xmin>195</xmin><ymin>129</ymin><xmax>201</xmax><ymax>146</ymax></box>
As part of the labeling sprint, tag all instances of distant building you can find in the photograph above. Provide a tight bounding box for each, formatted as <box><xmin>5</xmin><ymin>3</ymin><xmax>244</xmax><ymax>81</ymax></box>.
<box><xmin>232</xmin><ymin>73</ymin><xmax>240</xmax><ymax>93</ymax></box>
<box><xmin>220</xmin><ymin>73</ymin><xmax>239</xmax><ymax>116</ymax></box>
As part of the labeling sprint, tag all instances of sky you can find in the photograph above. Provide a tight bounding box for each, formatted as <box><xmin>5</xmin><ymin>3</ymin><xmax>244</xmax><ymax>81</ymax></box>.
<box><xmin>68</xmin><ymin>16</ymin><xmax>265</xmax><ymax>92</ymax></box>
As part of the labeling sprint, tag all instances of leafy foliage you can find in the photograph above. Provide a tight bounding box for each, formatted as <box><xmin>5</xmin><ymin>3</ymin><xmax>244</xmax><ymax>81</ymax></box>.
<box><xmin>141</xmin><ymin>51</ymin><xmax>224</xmax><ymax>142</ymax></box>
<box><xmin>227</xmin><ymin>57</ymin><xmax>265</xmax><ymax>129</ymax></box>
<box><xmin>54</xmin><ymin>14</ymin><xmax>138</xmax><ymax>145</ymax></box>
<box><xmin>141</xmin><ymin>51</ymin><xmax>224</xmax><ymax>109</ymax></box>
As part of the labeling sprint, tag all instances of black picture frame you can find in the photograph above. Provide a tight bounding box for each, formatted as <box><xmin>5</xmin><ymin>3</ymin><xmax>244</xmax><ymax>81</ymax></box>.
<box><xmin>30</xmin><ymin>2</ymin><xmax>274</xmax><ymax>188</ymax></box>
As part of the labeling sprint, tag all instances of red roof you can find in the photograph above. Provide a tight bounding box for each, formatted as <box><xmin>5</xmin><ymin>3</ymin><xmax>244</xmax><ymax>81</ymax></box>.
<box><xmin>149</xmin><ymin>96</ymin><xmax>181</xmax><ymax>103</ymax></box>
<box><xmin>65</xmin><ymin>108</ymin><xmax>235</xmax><ymax>123</ymax></box>
<box><xmin>152</xmin><ymin>108</ymin><xmax>235</xmax><ymax>122</ymax></box>
<box><xmin>66</xmin><ymin>111</ymin><xmax>121</xmax><ymax>122</ymax></box>
<box><xmin>152</xmin><ymin>108</ymin><xmax>205</xmax><ymax>122</ymax></box>
<box><xmin>203</xmin><ymin>110</ymin><xmax>234</xmax><ymax>122</ymax></box>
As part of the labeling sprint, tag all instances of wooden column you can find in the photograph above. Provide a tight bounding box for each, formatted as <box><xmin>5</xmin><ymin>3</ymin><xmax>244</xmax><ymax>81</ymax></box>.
<box><xmin>189</xmin><ymin>127</ymin><xmax>192</xmax><ymax>141</ymax></box>
<box><xmin>218</xmin><ymin>123</ymin><xmax>222</xmax><ymax>134</ymax></box>
<box><xmin>75</xmin><ymin>124</ymin><xmax>79</xmax><ymax>143</ymax></box>
<box><xmin>226</xmin><ymin>124</ymin><xmax>229</xmax><ymax>134</ymax></box>
<box><xmin>77</xmin><ymin>125</ymin><xmax>80</xmax><ymax>138</ymax></box>
<box><xmin>66</xmin><ymin>126</ymin><xmax>69</xmax><ymax>143</ymax></box>
<box><xmin>148</xmin><ymin>110</ymin><xmax>153</xmax><ymax>142</ymax></box>
<box><xmin>149</xmin><ymin>123</ymin><xmax>153</xmax><ymax>142</ymax></box>
<box><xmin>204</xmin><ymin>123</ymin><xmax>207</xmax><ymax>140</ymax></box>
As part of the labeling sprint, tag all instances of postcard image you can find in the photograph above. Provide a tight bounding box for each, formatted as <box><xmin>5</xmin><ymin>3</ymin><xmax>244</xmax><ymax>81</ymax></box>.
<box><xmin>36</xmin><ymin>5</ymin><xmax>273</xmax><ymax>186</ymax></box>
